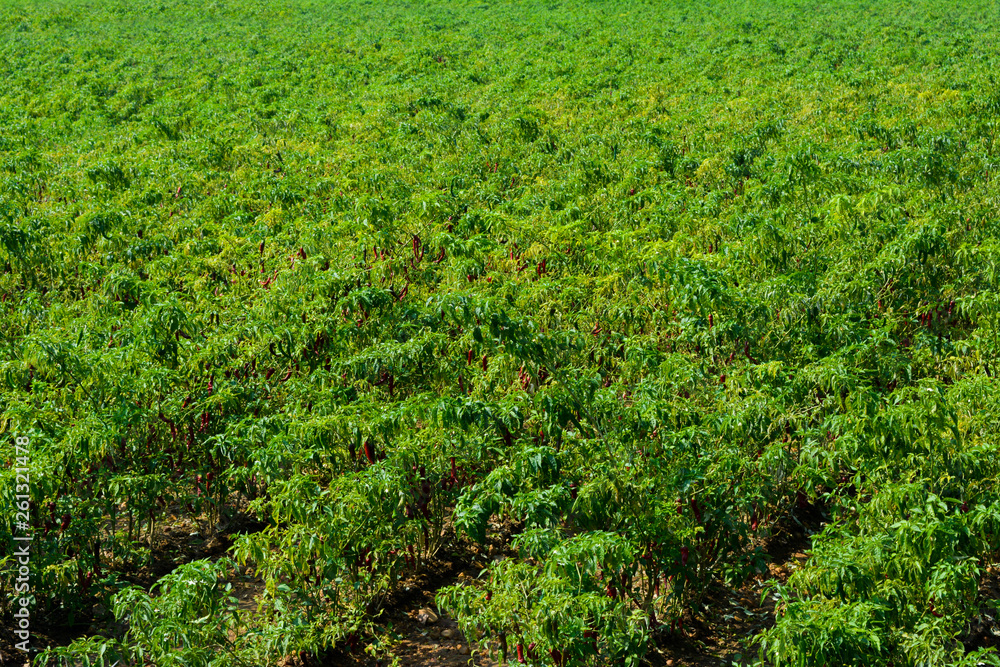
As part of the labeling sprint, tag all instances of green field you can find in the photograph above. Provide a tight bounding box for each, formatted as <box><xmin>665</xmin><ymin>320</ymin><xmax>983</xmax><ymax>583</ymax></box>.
<box><xmin>2</xmin><ymin>0</ymin><xmax>1000</xmax><ymax>665</ymax></box>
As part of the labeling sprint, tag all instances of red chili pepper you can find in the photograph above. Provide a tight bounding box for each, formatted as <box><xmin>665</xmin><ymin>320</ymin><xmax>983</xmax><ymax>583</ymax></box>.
<box><xmin>516</xmin><ymin>644</ymin><xmax>525</xmax><ymax>664</ymax></box>
<box><xmin>797</xmin><ymin>489</ymin><xmax>809</xmax><ymax>509</ymax></box>
<box><xmin>690</xmin><ymin>498</ymin><xmax>702</xmax><ymax>524</ymax></box>
<box><xmin>681</xmin><ymin>546</ymin><xmax>689</xmax><ymax>566</ymax></box>
<box><xmin>364</xmin><ymin>440</ymin><xmax>376</xmax><ymax>464</ymax></box>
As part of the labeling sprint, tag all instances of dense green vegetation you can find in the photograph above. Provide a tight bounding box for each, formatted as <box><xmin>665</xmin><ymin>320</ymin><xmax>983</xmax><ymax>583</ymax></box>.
<box><xmin>2</xmin><ymin>0</ymin><xmax>1000</xmax><ymax>665</ymax></box>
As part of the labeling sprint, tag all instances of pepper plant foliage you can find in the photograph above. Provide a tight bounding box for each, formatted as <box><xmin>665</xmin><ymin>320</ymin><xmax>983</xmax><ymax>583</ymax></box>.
<box><xmin>1</xmin><ymin>0</ymin><xmax>1000</xmax><ymax>665</ymax></box>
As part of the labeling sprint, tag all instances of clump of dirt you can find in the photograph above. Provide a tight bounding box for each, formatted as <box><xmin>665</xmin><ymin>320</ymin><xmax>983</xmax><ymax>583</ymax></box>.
<box><xmin>643</xmin><ymin>497</ymin><xmax>828</xmax><ymax>667</ymax></box>
<box><xmin>363</xmin><ymin>517</ymin><xmax>515</xmax><ymax>667</ymax></box>
<box><xmin>117</xmin><ymin>506</ymin><xmax>265</xmax><ymax>589</ymax></box>
<box><xmin>962</xmin><ymin>566</ymin><xmax>1000</xmax><ymax>653</ymax></box>
<box><xmin>294</xmin><ymin>517</ymin><xmax>519</xmax><ymax>667</ymax></box>
<box><xmin>0</xmin><ymin>625</ymin><xmax>31</xmax><ymax>667</ymax></box>
<box><xmin>389</xmin><ymin>600</ymin><xmax>500</xmax><ymax>667</ymax></box>
<box><xmin>0</xmin><ymin>506</ymin><xmax>267</xmax><ymax>663</ymax></box>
